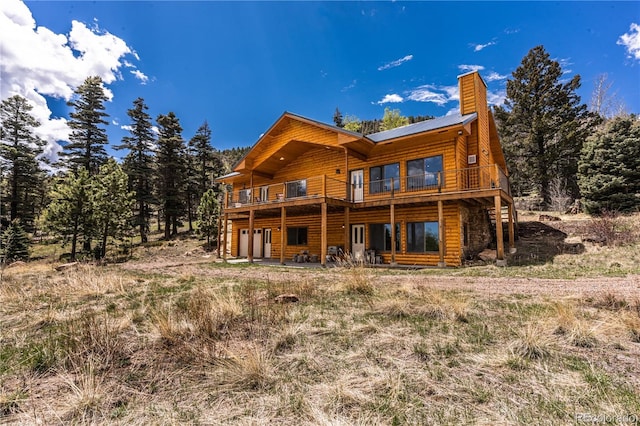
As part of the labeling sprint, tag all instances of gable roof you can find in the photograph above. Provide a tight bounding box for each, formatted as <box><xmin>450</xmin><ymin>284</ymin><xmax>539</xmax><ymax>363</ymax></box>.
<box><xmin>367</xmin><ymin>112</ymin><xmax>478</xmax><ymax>143</ymax></box>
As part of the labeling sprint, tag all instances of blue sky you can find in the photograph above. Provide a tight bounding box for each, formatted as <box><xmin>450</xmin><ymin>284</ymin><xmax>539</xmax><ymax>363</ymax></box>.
<box><xmin>1</xmin><ymin>1</ymin><xmax>639</xmax><ymax>161</ymax></box>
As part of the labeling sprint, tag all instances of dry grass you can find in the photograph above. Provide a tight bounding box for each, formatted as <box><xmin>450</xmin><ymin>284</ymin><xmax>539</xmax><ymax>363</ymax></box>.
<box><xmin>1</xmin><ymin>254</ymin><xmax>639</xmax><ymax>425</ymax></box>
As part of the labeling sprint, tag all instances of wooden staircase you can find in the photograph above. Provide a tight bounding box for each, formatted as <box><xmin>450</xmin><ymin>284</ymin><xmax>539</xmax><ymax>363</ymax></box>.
<box><xmin>487</xmin><ymin>205</ymin><xmax>519</xmax><ymax>242</ymax></box>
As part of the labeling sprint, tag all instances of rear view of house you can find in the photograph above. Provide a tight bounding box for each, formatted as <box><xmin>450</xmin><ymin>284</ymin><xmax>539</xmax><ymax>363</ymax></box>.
<box><xmin>217</xmin><ymin>71</ymin><xmax>516</xmax><ymax>267</ymax></box>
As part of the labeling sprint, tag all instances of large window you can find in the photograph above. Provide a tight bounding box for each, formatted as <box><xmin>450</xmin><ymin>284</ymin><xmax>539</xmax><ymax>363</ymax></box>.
<box><xmin>406</xmin><ymin>222</ymin><xmax>439</xmax><ymax>252</ymax></box>
<box><xmin>369</xmin><ymin>223</ymin><xmax>400</xmax><ymax>252</ymax></box>
<box><xmin>238</xmin><ymin>189</ymin><xmax>251</xmax><ymax>204</ymax></box>
<box><xmin>286</xmin><ymin>179</ymin><xmax>307</xmax><ymax>198</ymax></box>
<box><xmin>407</xmin><ymin>155</ymin><xmax>443</xmax><ymax>190</ymax></box>
<box><xmin>369</xmin><ymin>163</ymin><xmax>400</xmax><ymax>194</ymax></box>
<box><xmin>287</xmin><ymin>227</ymin><xmax>308</xmax><ymax>245</ymax></box>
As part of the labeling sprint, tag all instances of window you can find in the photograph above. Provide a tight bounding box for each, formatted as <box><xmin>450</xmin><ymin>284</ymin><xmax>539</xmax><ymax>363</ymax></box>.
<box><xmin>369</xmin><ymin>223</ymin><xmax>400</xmax><ymax>252</ymax></box>
<box><xmin>287</xmin><ymin>227</ymin><xmax>308</xmax><ymax>245</ymax></box>
<box><xmin>406</xmin><ymin>222</ymin><xmax>439</xmax><ymax>252</ymax></box>
<box><xmin>286</xmin><ymin>179</ymin><xmax>307</xmax><ymax>198</ymax></box>
<box><xmin>369</xmin><ymin>163</ymin><xmax>400</xmax><ymax>194</ymax></box>
<box><xmin>407</xmin><ymin>155</ymin><xmax>443</xmax><ymax>190</ymax></box>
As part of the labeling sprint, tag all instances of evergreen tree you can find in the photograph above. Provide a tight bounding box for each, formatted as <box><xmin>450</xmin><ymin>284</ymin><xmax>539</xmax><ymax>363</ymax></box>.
<box><xmin>333</xmin><ymin>107</ymin><xmax>344</xmax><ymax>128</ymax></box>
<box><xmin>197</xmin><ymin>188</ymin><xmax>220</xmax><ymax>247</ymax></box>
<box><xmin>379</xmin><ymin>107</ymin><xmax>409</xmax><ymax>131</ymax></box>
<box><xmin>156</xmin><ymin>112</ymin><xmax>186</xmax><ymax>239</ymax></box>
<box><xmin>578</xmin><ymin>115</ymin><xmax>640</xmax><ymax>214</ymax></box>
<box><xmin>494</xmin><ymin>46</ymin><xmax>597</xmax><ymax>206</ymax></box>
<box><xmin>1</xmin><ymin>219</ymin><xmax>30</xmax><ymax>263</ymax></box>
<box><xmin>184</xmin><ymin>122</ymin><xmax>212</xmax><ymax>232</ymax></box>
<box><xmin>43</xmin><ymin>168</ymin><xmax>94</xmax><ymax>260</ymax></box>
<box><xmin>220</xmin><ymin>146</ymin><xmax>250</xmax><ymax>173</ymax></box>
<box><xmin>62</xmin><ymin>76</ymin><xmax>109</xmax><ymax>174</ymax></box>
<box><xmin>116</xmin><ymin>98</ymin><xmax>155</xmax><ymax>243</ymax></box>
<box><xmin>92</xmin><ymin>159</ymin><xmax>135</xmax><ymax>258</ymax></box>
<box><xmin>0</xmin><ymin>95</ymin><xmax>45</xmax><ymax>230</ymax></box>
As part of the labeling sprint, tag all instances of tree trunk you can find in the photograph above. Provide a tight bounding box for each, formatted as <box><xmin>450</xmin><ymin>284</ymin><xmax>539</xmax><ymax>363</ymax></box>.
<box><xmin>101</xmin><ymin>221</ymin><xmax>109</xmax><ymax>258</ymax></box>
<box><xmin>164</xmin><ymin>212</ymin><xmax>171</xmax><ymax>240</ymax></box>
<box><xmin>71</xmin><ymin>217</ymin><xmax>79</xmax><ymax>261</ymax></box>
<box><xmin>187</xmin><ymin>193</ymin><xmax>193</xmax><ymax>232</ymax></box>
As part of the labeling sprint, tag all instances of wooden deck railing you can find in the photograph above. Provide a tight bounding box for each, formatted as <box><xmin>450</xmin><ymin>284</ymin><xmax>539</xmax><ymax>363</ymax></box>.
<box><xmin>226</xmin><ymin>165</ymin><xmax>510</xmax><ymax>207</ymax></box>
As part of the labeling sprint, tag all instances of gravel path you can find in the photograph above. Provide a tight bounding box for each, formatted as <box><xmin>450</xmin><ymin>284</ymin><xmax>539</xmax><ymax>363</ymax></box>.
<box><xmin>120</xmin><ymin>257</ymin><xmax>640</xmax><ymax>299</ymax></box>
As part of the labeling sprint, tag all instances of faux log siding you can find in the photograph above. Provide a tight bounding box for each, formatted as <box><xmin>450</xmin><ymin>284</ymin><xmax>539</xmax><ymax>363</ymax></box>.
<box><xmin>456</xmin><ymin>134</ymin><xmax>467</xmax><ymax>173</ymax></box>
<box><xmin>230</xmin><ymin>212</ymin><xmax>348</xmax><ymax>260</ymax></box>
<box><xmin>346</xmin><ymin>137</ymin><xmax>457</xmax><ymax>198</ymax></box>
<box><xmin>251</xmin><ymin>120</ymin><xmax>341</xmax><ymax>170</ymax></box>
<box><xmin>237</xmin><ymin>147</ymin><xmax>348</xmax><ymax>199</ymax></box>
<box><xmin>346</xmin><ymin>204</ymin><xmax>462</xmax><ymax>266</ymax></box>
<box><xmin>230</xmin><ymin>204</ymin><xmax>462</xmax><ymax>266</ymax></box>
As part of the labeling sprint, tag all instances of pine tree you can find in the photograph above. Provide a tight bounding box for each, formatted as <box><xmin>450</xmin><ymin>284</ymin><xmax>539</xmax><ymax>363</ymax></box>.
<box><xmin>0</xmin><ymin>95</ymin><xmax>45</xmax><ymax>230</ymax></box>
<box><xmin>494</xmin><ymin>46</ymin><xmax>597</xmax><ymax>206</ymax></box>
<box><xmin>186</xmin><ymin>121</ymin><xmax>224</xmax><ymax>232</ymax></box>
<box><xmin>197</xmin><ymin>188</ymin><xmax>220</xmax><ymax>247</ymax></box>
<box><xmin>92</xmin><ymin>159</ymin><xmax>135</xmax><ymax>258</ymax></box>
<box><xmin>1</xmin><ymin>219</ymin><xmax>30</xmax><ymax>263</ymax></box>
<box><xmin>156</xmin><ymin>112</ymin><xmax>186</xmax><ymax>239</ymax></box>
<box><xmin>578</xmin><ymin>115</ymin><xmax>640</xmax><ymax>214</ymax></box>
<box><xmin>62</xmin><ymin>76</ymin><xmax>110</xmax><ymax>174</ymax></box>
<box><xmin>43</xmin><ymin>168</ymin><xmax>94</xmax><ymax>260</ymax></box>
<box><xmin>116</xmin><ymin>98</ymin><xmax>155</xmax><ymax>243</ymax></box>
<box><xmin>333</xmin><ymin>107</ymin><xmax>344</xmax><ymax>128</ymax></box>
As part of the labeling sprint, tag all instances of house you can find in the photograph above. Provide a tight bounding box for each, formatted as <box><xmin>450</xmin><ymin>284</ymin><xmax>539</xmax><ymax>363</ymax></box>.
<box><xmin>216</xmin><ymin>71</ymin><xmax>516</xmax><ymax>267</ymax></box>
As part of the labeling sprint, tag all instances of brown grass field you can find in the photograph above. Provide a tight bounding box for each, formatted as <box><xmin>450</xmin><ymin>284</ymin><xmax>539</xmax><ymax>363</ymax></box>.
<box><xmin>1</xmin><ymin>213</ymin><xmax>640</xmax><ymax>425</ymax></box>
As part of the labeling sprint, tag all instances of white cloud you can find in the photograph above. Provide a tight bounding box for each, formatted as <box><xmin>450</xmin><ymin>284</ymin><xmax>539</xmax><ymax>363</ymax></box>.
<box><xmin>376</xmin><ymin>94</ymin><xmax>404</xmax><ymax>105</ymax></box>
<box><xmin>378</xmin><ymin>54</ymin><xmax>413</xmax><ymax>71</ymax></box>
<box><xmin>121</xmin><ymin>124</ymin><xmax>133</xmax><ymax>132</ymax></box>
<box><xmin>458</xmin><ymin>64</ymin><xmax>485</xmax><ymax>73</ymax></box>
<box><xmin>341</xmin><ymin>80</ymin><xmax>357</xmax><ymax>92</ymax></box>
<box><xmin>473</xmin><ymin>41</ymin><xmax>496</xmax><ymax>52</ymax></box>
<box><xmin>618</xmin><ymin>23</ymin><xmax>640</xmax><ymax>61</ymax></box>
<box><xmin>487</xmin><ymin>89</ymin><xmax>506</xmax><ymax>106</ymax></box>
<box><xmin>486</xmin><ymin>71</ymin><xmax>507</xmax><ymax>82</ymax></box>
<box><xmin>405</xmin><ymin>84</ymin><xmax>458</xmax><ymax>106</ymax></box>
<box><xmin>0</xmin><ymin>0</ymin><xmax>140</xmax><ymax>163</ymax></box>
<box><xmin>131</xmin><ymin>69</ymin><xmax>149</xmax><ymax>84</ymax></box>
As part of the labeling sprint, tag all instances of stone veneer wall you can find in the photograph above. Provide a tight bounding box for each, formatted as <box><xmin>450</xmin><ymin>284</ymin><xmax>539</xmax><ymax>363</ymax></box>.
<box><xmin>460</xmin><ymin>204</ymin><xmax>493</xmax><ymax>259</ymax></box>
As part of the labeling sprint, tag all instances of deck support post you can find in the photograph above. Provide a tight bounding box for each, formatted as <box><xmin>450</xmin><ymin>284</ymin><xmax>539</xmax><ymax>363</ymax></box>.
<box><xmin>222</xmin><ymin>213</ymin><xmax>228</xmax><ymax>262</ymax></box>
<box><xmin>390</xmin><ymin>202</ymin><xmax>396</xmax><ymax>265</ymax></box>
<box><xmin>508</xmin><ymin>203</ymin><xmax>516</xmax><ymax>253</ymax></box>
<box><xmin>248</xmin><ymin>209</ymin><xmax>254</xmax><ymax>263</ymax></box>
<box><xmin>494</xmin><ymin>195</ymin><xmax>506</xmax><ymax>265</ymax></box>
<box><xmin>437</xmin><ymin>200</ymin><xmax>446</xmax><ymax>267</ymax></box>
<box><xmin>216</xmin><ymin>213</ymin><xmax>222</xmax><ymax>259</ymax></box>
<box><xmin>280</xmin><ymin>206</ymin><xmax>286</xmax><ymax>265</ymax></box>
<box><xmin>321</xmin><ymin>202</ymin><xmax>327</xmax><ymax>266</ymax></box>
<box><xmin>344</xmin><ymin>206</ymin><xmax>350</xmax><ymax>254</ymax></box>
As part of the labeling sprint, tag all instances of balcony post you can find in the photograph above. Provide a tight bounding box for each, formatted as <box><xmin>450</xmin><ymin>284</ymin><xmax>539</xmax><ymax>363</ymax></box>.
<box><xmin>390</xmin><ymin>202</ymin><xmax>396</xmax><ymax>265</ymax></box>
<box><xmin>508</xmin><ymin>203</ymin><xmax>516</xmax><ymax>253</ymax></box>
<box><xmin>216</xmin><ymin>213</ymin><xmax>222</xmax><ymax>259</ymax></box>
<box><xmin>495</xmin><ymin>195</ymin><xmax>506</xmax><ymax>265</ymax></box>
<box><xmin>280</xmin><ymin>206</ymin><xmax>286</xmax><ymax>265</ymax></box>
<box><xmin>390</xmin><ymin>177</ymin><xmax>395</xmax><ymax>198</ymax></box>
<box><xmin>322</xmin><ymin>174</ymin><xmax>327</xmax><ymax>198</ymax></box>
<box><xmin>437</xmin><ymin>200</ymin><xmax>446</xmax><ymax>267</ymax></box>
<box><xmin>321</xmin><ymin>202</ymin><xmax>327</xmax><ymax>266</ymax></box>
<box><xmin>344</xmin><ymin>206</ymin><xmax>350</xmax><ymax>254</ymax></box>
<box><xmin>222</xmin><ymin>213</ymin><xmax>228</xmax><ymax>261</ymax></box>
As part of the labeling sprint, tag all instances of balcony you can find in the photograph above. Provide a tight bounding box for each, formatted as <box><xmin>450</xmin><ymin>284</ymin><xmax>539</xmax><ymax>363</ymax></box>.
<box><xmin>225</xmin><ymin>165</ymin><xmax>511</xmax><ymax>210</ymax></box>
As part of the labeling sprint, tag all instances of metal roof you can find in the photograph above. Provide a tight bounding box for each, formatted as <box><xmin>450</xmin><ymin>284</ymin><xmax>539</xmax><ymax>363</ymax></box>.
<box><xmin>366</xmin><ymin>112</ymin><xmax>478</xmax><ymax>143</ymax></box>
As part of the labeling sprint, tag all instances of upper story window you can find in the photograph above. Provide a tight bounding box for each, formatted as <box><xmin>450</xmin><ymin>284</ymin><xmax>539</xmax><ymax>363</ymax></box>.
<box><xmin>407</xmin><ymin>155</ymin><xmax>443</xmax><ymax>190</ymax></box>
<box><xmin>286</xmin><ymin>179</ymin><xmax>307</xmax><ymax>198</ymax></box>
<box><xmin>369</xmin><ymin>163</ymin><xmax>400</xmax><ymax>194</ymax></box>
